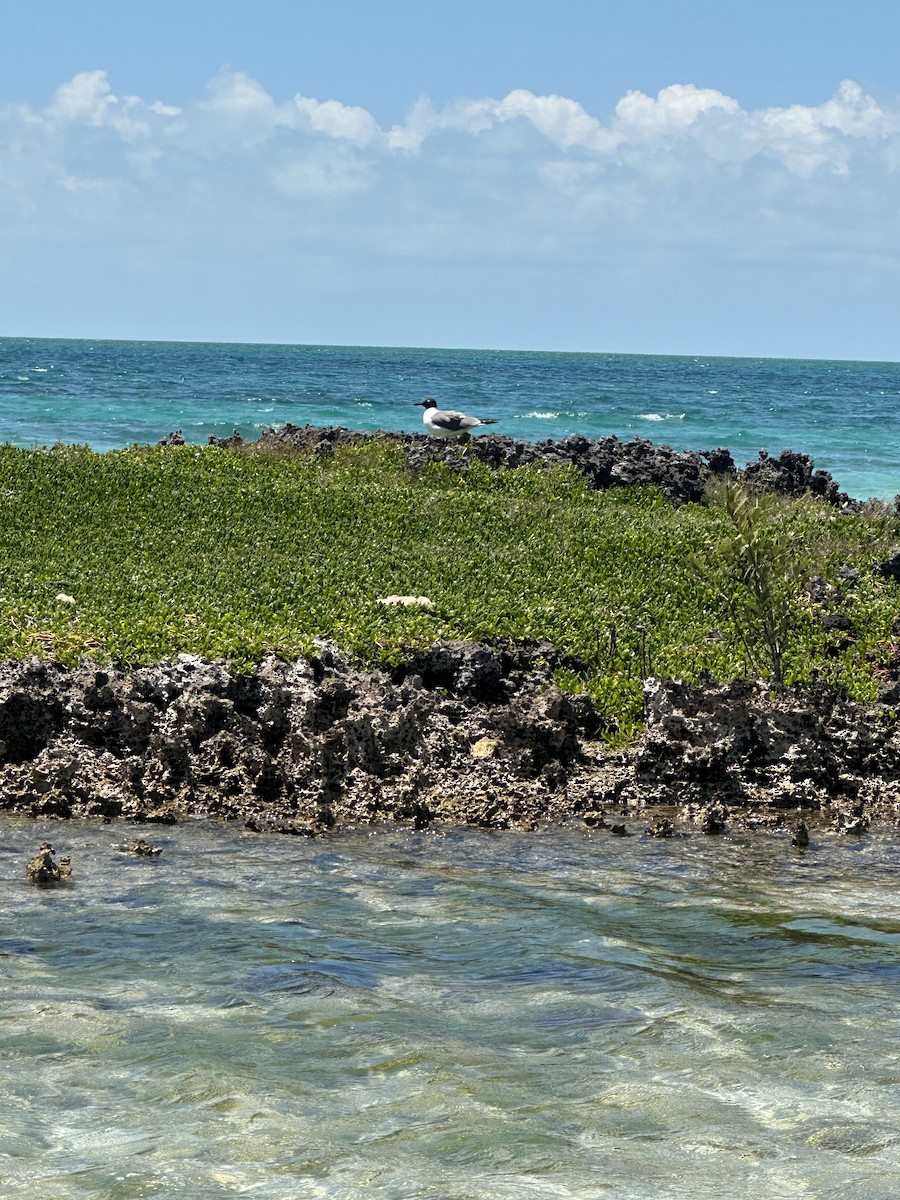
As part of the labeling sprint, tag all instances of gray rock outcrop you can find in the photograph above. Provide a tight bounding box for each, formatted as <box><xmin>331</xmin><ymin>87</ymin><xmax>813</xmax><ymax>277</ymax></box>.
<box><xmin>0</xmin><ymin>644</ymin><xmax>604</xmax><ymax>833</ymax></box>
<box><xmin>205</xmin><ymin>424</ymin><xmax>852</xmax><ymax>507</ymax></box>
<box><xmin>2</xmin><ymin>644</ymin><xmax>900</xmax><ymax>837</ymax></box>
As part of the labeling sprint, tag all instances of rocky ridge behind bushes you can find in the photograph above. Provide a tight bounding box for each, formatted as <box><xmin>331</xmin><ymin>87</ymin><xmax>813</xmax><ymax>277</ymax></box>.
<box><xmin>199</xmin><ymin>424</ymin><xmax>856</xmax><ymax>508</ymax></box>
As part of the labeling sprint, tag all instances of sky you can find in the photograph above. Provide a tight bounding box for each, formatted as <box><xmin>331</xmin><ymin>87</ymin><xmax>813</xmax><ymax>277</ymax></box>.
<box><xmin>2</xmin><ymin>0</ymin><xmax>900</xmax><ymax>360</ymax></box>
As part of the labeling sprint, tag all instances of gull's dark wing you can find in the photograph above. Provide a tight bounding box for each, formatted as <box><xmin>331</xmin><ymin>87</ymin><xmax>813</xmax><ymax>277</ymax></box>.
<box><xmin>432</xmin><ymin>410</ymin><xmax>472</xmax><ymax>432</ymax></box>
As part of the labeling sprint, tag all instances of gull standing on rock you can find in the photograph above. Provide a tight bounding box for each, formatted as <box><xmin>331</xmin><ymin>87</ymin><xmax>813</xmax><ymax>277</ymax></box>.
<box><xmin>415</xmin><ymin>398</ymin><xmax>498</xmax><ymax>439</ymax></box>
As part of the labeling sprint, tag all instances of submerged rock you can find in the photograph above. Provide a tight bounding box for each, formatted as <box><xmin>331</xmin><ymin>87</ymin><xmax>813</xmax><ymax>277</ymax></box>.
<box><xmin>645</xmin><ymin>817</ymin><xmax>675</xmax><ymax>838</ymax></box>
<box><xmin>115</xmin><ymin>837</ymin><xmax>162</xmax><ymax>856</ymax></box>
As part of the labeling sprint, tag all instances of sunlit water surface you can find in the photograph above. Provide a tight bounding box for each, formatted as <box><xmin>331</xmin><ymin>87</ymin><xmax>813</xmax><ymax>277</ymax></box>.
<box><xmin>2</xmin><ymin>819</ymin><xmax>900</xmax><ymax>1198</ymax></box>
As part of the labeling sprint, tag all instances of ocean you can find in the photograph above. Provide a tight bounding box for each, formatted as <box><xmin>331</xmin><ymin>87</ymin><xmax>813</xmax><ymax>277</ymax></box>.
<box><xmin>4</xmin><ymin>818</ymin><xmax>900</xmax><ymax>1199</ymax></box>
<box><xmin>2</xmin><ymin>336</ymin><xmax>900</xmax><ymax>1197</ymax></box>
<box><xmin>1</xmin><ymin>337</ymin><xmax>899</xmax><ymax>498</ymax></box>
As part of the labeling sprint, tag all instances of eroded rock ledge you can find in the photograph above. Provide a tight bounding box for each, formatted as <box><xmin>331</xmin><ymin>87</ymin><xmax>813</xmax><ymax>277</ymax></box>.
<box><xmin>1</xmin><ymin>641</ymin><xmax>899</xmax><ymax>837</ymax></box>
<box><xmin>195</xmin><ymin>423</ymin><xmax>859</xmax><ymax>508</ymax></box>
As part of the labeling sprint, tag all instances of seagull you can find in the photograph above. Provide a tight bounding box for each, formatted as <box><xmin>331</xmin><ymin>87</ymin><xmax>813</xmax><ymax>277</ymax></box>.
<box><xmin>415</xmin><ymin>397</ymin><xmax>498</xmax><ymax>439</ymax></box>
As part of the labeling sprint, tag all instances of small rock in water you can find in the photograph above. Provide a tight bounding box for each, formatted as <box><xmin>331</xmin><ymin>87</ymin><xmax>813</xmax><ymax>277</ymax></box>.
<box><xmin>646</xmin><ymin>818</ymin><xmax>675</xmax><ymax>838</ymax></box>
<box><xmin>26</xmin><ymin>843</ymin><xmax>72</xmax><ymax>884</ymax></box>
<box><xmin>791</xmin><ymin>820</ymin><xmax>810</xmax><ymax>848</ymax></box>
<box><xmin>697</xmin><ymin>803</ymin><xmax>728</xmax><ymax>835</ymax></box>
<box><xmin>115</xmin><ymin>837</ymin><xmax>162</xmax><ymax>857</ymax></box>
<box><xmin>582</xmin><ymin>811</ymin><xmax>608</xmax><ymax>828</ymax></box>
<box><xmin>832</xmin><ymin>811</ymin><xmax>869</xmax><ymax>836</ymax></box>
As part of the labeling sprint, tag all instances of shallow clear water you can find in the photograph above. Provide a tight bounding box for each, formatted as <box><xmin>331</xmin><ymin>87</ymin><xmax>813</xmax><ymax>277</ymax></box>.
<box><xmin>1</xmin><ymin>338</ymin><xmax>899</xmax><ymax>498</ymax></box>
<box><xmin>3</xmin><ymin>818</ymin><xmax>900</xmax><ymax>1198</ymax></box>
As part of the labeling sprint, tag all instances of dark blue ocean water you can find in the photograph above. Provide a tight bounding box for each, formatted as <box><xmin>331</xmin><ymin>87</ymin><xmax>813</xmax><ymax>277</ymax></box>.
<box><xmin>2</xmin><ymin>337</ymin><xmax>899</xmax><ymax>498</ymax></box>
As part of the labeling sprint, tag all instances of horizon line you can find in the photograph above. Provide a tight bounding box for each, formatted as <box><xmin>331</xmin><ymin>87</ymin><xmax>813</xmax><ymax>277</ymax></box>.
<box><xmin>1</xmin><ymin>332</ymin><xmax>898</xmax><ymax>369</ymax></box>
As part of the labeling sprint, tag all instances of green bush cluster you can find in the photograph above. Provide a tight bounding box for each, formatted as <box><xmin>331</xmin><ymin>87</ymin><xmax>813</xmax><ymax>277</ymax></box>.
<box><xmin>0</xmin><ymin>440</ymin><xmax>897</xmax><ymax>741</ymax></box>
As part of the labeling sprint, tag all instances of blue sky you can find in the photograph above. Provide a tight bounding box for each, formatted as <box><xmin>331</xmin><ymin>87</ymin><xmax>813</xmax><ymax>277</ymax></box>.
<box><xmin>2</xmin><ymin>1</ymin><xmax>899</xmax><ymax>360</ymax></box>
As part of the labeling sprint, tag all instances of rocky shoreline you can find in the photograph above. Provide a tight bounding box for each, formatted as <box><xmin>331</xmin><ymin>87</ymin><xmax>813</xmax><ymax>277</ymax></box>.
<box><xmin>2</xmin><ymin>640</ymin><xmax>899</xmax><ymax>840</ymax></box>
<box><xmin>6</xmin><ymin>428</ymin><xmax>897</xmax><ymax>842</ymax></box>
<box><xmin>192</xmin><ymin>422</ymin><xmax>869</xmax><ymax>509</ymax></box>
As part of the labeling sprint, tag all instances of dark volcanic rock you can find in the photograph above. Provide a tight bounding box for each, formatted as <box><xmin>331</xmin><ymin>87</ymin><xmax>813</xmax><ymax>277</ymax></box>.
<box><xmin>199</xmin><ymin>423</ymin><xmax>856</xmax><ymax>507</ymax></box>
<box><xmin>873</xmin><ymin>549</ymin><xmax>900</xmax><ymax>581</ymax></box>
<box><xmin>0</xmin><ymin>646</ymin><xmax>610</xmax><ymax>833</ymax></box>
<box><xmin>741</xmin><ymin>449</ymin><xmax>849</xmax><ymax>506</ymax></box>
<box><xmin>626</xmin><ymin>676</ymin><xmax>900</xmax><ymax>823</ymax></box>
<box><xmin>408</xmin><ymin>430</ymin><xmax>724</xmax><ymax>505</ymax></box>
<box><xmin>0</xmin><ymin>660</ymin><xmax>68</xmax><ymax>763</ymax></box>
<box><xmin>4</xmin><ymin>643</ymin><xmax>900</xmax><ymax>836</ymax></box>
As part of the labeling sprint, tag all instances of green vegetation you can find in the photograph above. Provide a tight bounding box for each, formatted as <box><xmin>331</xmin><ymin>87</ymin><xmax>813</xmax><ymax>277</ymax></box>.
<box><xmin>0</xmin><ymin>439</ymin><xmax>898</xmax><ymax>741</ymax></box>
<box><xmin>688</xmin><ymin>481</ymin><xmax>803</xmax><ymax>686</ymax></box>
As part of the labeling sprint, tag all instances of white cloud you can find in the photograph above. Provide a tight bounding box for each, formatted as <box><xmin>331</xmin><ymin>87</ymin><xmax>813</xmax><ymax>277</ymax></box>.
<box><xmin>45</xmin><ymin>69</ymin><xmax>180</xmax><ymax>142</ymax></box>
<box><xmin>193</xmin><ymin>69</ymin><xmax>293</xmax><ymax>149</ymax></box>
<box><xmin>8</xmin><ymin>69</ymin><xmax>898</xmax><ymax>179</ymax></box>
<box><xmin>2</xmin><ymin>69</ymin><xmax>900</xmax><ymax>259</ymax></box>
<box><xmin>814</xmin><ymin>79</ymin><xmax>893</xmax><ymax>137</ymax></box>
<box><xmin>203</xmin><ymin>69</ymin><xmax>276</xmax><ymax>121</ymax></box>
<box><xmin>385</xmin><ymin>96</ymin><xmax>498</xmax><ymax>152</ymax></box>
<box><xmin>293</xmin><ymin>96</ymin><xmax>382</xmax><ymax>146</ymax></box>
<box><xmin>496</xmin><ymin>90</ymin><xmax>620</xmax><ymax>153</ymax></box>
<box><xmin>377</xmin><ymin>79</ymin><xmax>900</xmax><ymax>183</ymax></box>
<box><xmin>614</xmin><ymin>83</ymin><xmax>740</xmax><ymax>137</ymax></box>
<box><xmin>47</xmin><ymin>70</ymin><xmax>116</xmax><ymax>125</ymax></box>
<box><xmin>745</xmin><ymin>80</ymin><xmax>899</xmax><ymax>176</ymax></box>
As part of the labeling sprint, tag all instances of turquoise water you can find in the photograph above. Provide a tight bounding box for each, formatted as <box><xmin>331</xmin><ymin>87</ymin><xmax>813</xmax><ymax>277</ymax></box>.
<box><xmin>3</xmin><ymin>818</ymin><xmax>900</xmax><ymax>1198</ymax></box>
<box><xmin>2</xmin><ymin>337</ymin><xmax>900</xmax><ymax>498</ymax></box>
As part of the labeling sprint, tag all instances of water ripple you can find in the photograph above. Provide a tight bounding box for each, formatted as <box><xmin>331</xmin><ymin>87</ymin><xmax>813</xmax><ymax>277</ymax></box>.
<box><xmin>2</xmin><ymin>817</ymin><xmax>900</xmax><ymax>1197</ymax></box>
